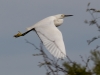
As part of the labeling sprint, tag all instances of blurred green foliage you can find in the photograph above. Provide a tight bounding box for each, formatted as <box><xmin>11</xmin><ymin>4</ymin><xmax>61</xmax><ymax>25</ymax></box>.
<box><xmin>63</xmin><ymin>50</ymin><xmax>100</xmax><ymax>75</ymax></box>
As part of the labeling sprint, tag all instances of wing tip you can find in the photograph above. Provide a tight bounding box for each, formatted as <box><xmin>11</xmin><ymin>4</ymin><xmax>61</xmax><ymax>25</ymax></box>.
<box><xmin>53</xmin><ymin>53</ymin><xmax>66</xmax><ymax>59</ymax></box>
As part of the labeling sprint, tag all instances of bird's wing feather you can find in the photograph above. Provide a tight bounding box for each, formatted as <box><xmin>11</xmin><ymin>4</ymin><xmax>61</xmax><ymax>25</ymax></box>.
<box><xmin>34</xmin><ymin>17</ymin><xmax>66</xmax><ymax>58</ymax></box>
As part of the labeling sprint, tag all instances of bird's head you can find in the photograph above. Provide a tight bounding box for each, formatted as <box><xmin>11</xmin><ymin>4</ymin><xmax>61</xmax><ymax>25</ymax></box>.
<box><xmin>54</xmin><ymin>14</ymin><xmax>73</xmax><ymax>19</ymax></box>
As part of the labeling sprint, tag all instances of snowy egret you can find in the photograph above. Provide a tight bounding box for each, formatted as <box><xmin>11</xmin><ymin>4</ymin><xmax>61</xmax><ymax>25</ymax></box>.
<box><xmin>14</xmin><ymin>14</ymin><xmax>73</xmax><ymax>59</ymax></box>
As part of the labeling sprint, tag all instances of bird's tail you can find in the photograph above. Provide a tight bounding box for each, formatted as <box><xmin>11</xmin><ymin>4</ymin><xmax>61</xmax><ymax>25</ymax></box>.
<box><xmin>26</xmin><ymin>25</ymin><xmax>35</xmax><ymax>31</ymax></box>
<box><xmin>27</xmin><ymin>27</ymin><xmax>32</xmax><ymax>31</ymax></box>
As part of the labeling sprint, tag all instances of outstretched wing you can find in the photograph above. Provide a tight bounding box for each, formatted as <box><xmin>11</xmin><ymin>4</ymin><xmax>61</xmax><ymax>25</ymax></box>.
<box><xmin>28</xmin><ymin>17</ymin><xmax>66</xmax><ymax>58</ymax></box>
<box><xmin>36</xmin><ymin>18</ymin><xmax>66</xmax><ymax>59</ymax></box>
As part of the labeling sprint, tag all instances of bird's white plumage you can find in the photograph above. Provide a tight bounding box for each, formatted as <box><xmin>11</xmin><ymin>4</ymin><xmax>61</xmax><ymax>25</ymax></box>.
<box><xmin>27</xmin><ymin>15</ymin><xmax>67</xmax><ymax>59</ymax></box>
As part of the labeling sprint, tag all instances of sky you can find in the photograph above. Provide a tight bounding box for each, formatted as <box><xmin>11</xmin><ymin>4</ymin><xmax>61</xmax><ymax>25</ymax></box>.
<box><xmin>0</xmin><ymin>0</ymin><xmax>100</xmax><ymax>75</ymax></box>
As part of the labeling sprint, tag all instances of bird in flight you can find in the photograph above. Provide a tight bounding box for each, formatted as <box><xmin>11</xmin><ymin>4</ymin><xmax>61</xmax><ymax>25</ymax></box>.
<box><xmin>14</xmin><ymin>14</ymin><xmax>73</xmax><ymax>59</ymax></box>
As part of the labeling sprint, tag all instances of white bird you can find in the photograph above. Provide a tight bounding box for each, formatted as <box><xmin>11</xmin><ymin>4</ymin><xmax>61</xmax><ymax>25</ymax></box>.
<box><xmin>14</xmin><ymin>14</ymin><xmax>73</xmax><ymax>59</ymax></box>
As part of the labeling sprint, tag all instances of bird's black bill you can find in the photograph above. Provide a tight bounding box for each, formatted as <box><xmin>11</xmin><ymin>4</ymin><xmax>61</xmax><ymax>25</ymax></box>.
<box><xmin>64</xmin><ymin>15</ymin><xmax>73</xmax><ymax>17</ymax></box>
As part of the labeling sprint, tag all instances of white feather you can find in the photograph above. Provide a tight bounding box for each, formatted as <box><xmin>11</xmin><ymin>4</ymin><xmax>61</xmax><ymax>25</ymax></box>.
<box><xmin>26</xmin><ymin>14</ymin><xmax>68</xmax><ymax>59</ymax></box>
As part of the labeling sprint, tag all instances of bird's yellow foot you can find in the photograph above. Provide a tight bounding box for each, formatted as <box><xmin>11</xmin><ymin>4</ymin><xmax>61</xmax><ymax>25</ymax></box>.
<box><xmin>14</xmin><ymin>31</ymin><xmax>22</xmax><ymax>38</ymax></box>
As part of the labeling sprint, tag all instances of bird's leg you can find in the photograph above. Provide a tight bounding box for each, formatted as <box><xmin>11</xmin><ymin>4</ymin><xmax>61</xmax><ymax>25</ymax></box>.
<box><xmin>14</xmin><ymin>28</ymin><xmax>34</xmax><ymax>38</ymax></box>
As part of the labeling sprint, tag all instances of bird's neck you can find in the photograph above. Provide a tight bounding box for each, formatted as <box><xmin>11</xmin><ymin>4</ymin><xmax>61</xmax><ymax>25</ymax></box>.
<box><xmin>54</xmin><ymin>19</ymin><xmax>63</xmax><ymax>27</ymax></box>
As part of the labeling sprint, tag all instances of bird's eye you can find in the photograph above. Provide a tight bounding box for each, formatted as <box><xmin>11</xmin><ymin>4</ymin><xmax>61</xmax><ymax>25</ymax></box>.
<box><xmin>61</xmin><ymin>14</ymin><xmax>64</xmax><ymax>17</ymax></box>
